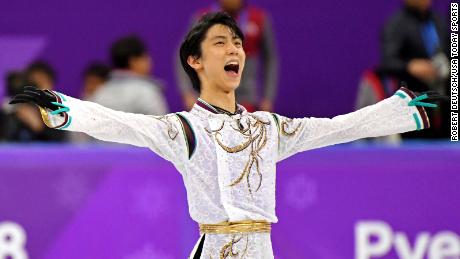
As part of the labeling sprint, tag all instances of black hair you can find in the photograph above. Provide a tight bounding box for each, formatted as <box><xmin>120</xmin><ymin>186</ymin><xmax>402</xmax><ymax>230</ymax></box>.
<box><xmin>83</xmin><ymin>62</ymin><xmax>110</xmax><ymax>81</ymax></box>
<box><xmin>179</xmin><ymin>12</ymin><xmax>244</xmax><ymax>93</ymax></box>
<box><xmin>26</xmin><ymin>60</ymin><xmax>56</xmax><ymax>82</ymax></box>
<box><xmin>110</xmin><ymin>35</ymin><xmax>147</xmax><ymax>69</ymax></box>
<box><xmin>5</xmin><ymin>71</ymin><xmax>29</xmax><ymax>97</ymax></box>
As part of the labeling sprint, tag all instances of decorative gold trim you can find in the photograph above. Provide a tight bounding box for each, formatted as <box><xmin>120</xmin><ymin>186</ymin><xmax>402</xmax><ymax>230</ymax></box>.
<box><xmin>280</xmin><ymin>118</ymin><xmax>301</xmax><ymax>136</ymax></box>
<box><xmin>209</xmin><ymin>115</ymin><xmax>271</xmax><ymax>196</ymax></box>
<box><xmin>38</xmin><ymin>106</ymin><xmax>54</xmax><ymax>128</ymax></box>
<box><xmin>149</xmin><ymin>115</ymin><xmax>179</xmax><ymax>140</ymax></box>
<box><xmin>219</xmin><ymin>234</ymin><xmax>249</xmax><ymax>259</ymax></box>
<box><xmin>199</xmin><ymin>220</ymin><xmax>271</xmax><ymax>235</ymax></box>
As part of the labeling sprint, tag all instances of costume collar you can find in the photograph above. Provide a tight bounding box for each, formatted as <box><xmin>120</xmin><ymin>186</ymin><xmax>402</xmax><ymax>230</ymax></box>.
<box><xmin>195</xmin><ymin>97</ymin><xmax>246</xmax><ymax>116</ymax></box>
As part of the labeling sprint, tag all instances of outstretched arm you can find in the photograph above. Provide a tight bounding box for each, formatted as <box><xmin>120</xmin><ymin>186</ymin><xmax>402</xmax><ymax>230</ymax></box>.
<box><xmin>272</xmin><ymin>87</ymin><xmax>441</xmax><ymax>162</ymax></box>
<box><xmin>9</xmin><ymin>86</ymin><xmax>188</xmax><ymax>163</ymax></box>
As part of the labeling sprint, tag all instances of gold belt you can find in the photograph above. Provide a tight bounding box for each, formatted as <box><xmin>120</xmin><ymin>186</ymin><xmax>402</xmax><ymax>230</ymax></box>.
<box><xmin>199</xmin><ymin>220</ymin><xmax>271</xmax><ymax>235</ymax></box>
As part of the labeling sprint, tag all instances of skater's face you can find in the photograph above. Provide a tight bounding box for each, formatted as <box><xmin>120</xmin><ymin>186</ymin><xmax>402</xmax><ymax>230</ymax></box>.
<box><xmin>187</xmin><ymin>24</ymin><xmax>245</xmax><ymax>94</ymax></box>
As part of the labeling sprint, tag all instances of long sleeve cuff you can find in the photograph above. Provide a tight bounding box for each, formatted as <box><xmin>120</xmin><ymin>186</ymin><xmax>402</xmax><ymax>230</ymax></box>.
<box><xmin>39</xmin><ymin>91</ymin><xmax>72</xmax><ymax>130</ymax></box>
<box><xmin>394</xmin><ymin>87</ymin><xmax>430</xmax><ymax>130</ymax></box>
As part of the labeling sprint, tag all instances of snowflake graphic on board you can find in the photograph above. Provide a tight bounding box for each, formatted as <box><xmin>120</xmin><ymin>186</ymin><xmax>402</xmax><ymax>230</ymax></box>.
<box><xmin>53</xmin><ymin>170</ymin><xmax>91</xmax><ymax>211</ymax></box>
<box><xmin>131</xmin><ymin>180</ymin><xmax>171</xmax><ymax>221</ymax></box>
<box><xmin>284</xmin><ymin>174</ymin><xmax>318</xmax><ymax>211</ymax></box>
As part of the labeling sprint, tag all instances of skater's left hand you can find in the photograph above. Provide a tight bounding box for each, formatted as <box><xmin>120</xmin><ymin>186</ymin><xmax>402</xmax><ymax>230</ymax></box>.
<box><xmin>409</xmin><ymin>91</ymin><xmax>450</xmax><ymax>108</ymax></box>
<box><xmin>400</xmin><ymin>82</ymin><xmax>449</xmax><ymax>108</ymax></box>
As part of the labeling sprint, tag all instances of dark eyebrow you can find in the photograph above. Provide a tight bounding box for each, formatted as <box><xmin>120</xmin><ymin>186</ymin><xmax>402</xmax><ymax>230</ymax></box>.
<box><xmin>211</xmin><ymin>35</ymin><xmax>227</xmax><ymax>41</ymax></box>
<box><xmin>210</xmin><ymin>35</ymin><xmax>242</xmax><ymax>42</ymax></box>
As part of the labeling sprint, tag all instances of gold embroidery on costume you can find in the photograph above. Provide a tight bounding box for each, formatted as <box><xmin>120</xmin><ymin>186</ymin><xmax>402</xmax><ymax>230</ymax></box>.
<box><xmin>199</xmin><ymin>220</ymin><xmax>271</xmax><ymax>235</ymax></box>
<box><xmin>208</xmin><ymin>115</ymin><xmax>270</xmax><ymax>196</ymax></box>
<box><xmin>280</xmin><ymin>118</ymin><xmax>301</xmax><ymax>136</ymax></box>
<box><xmin>38</xmin><ymin>106</ymin><xmax>53</xmax><ymax>128</ymax></box>
<box><xmin>206</xmin><ymin>121</ymin><xmax>225</xmax><ymax>134</ymax></box>
<box><xmin>219</xmin><ymin>234</ymin><xmax>249</xmax><ymax>259</ymax></box>
<box><xmin>149</xmin><ymin>115</ymin><xmax>178</xmax><ymax>140</ymax></box>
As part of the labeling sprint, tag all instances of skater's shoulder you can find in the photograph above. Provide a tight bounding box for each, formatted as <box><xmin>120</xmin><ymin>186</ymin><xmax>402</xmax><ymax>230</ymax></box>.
<box><xmin>250</xmin><ymin>110</ymin><xmax>280</xmax><ymax>122</ymax></box>
<box><xmin>174</xmin><ymin>109</ymin><xmax>202</xmax><ymax>125</ymax></box>
<box><xmin>251</xmin><ymin>110</ymin><xmax>274</xmax><ymax>117</ymax></box>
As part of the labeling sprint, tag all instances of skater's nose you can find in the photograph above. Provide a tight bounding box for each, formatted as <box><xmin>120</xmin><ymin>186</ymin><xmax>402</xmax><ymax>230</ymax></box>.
<box><xmin>226</xmin><ymin>42</ymin><xmax>240</xmax><ymax>56</ymax></box>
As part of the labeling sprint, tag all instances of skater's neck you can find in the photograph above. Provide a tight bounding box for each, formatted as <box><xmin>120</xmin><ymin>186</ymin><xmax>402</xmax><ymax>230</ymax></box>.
<box><xmin>199</xmin><ymin>89</ymin><xmax>236</xmax><ymax>114</ymax></box>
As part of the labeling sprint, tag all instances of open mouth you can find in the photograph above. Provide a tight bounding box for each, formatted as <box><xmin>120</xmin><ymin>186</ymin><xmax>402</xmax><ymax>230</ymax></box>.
<box><xmin>224</xmin><ymin>62</ymin><xmax>239</xmax><ymax>76</ymax></box>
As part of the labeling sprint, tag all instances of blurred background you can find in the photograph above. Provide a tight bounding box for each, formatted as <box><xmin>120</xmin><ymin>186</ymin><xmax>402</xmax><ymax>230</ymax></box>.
<box><xmin>0</xmin><ymin>0</ymin><xmax>459</xmax><ymax>258</ymax></box>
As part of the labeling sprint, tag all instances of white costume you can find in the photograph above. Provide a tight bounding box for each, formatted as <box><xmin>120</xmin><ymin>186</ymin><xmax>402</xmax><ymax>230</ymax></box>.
<box><xmin>40</xmin><ymin>87</ymin><xmax>429</xmax><ymax>258</ymax></box>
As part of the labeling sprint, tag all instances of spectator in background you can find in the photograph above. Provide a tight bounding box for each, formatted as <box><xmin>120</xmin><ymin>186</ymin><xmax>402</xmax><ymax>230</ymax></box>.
<box><xmin>91</xmin><ymin>35</ymin><xmax>168</xmax><ymax>115</ymax></box>
<box><xmin>380</xmin><ymin>0</ymin><xmax>449</xmax><ymax>138</ymax></box>
<box><xmin>70</xmin><ymin>62</ymin><xmax>110</xmax><ymax>143</ymax></box>
<box><xmin>1</xmin><ymin>69</ymin><xmax>66</xmax><ymax>142</ymax></box>
<box><xmin>26</xmin><ymin>60</ymin><xmax>56</xmax><ymax>90</ymax></box>
<box><xmin>0</xmin><ymin>72</ymin><xmax>23</xmax><ymax>141</ymax></box>
<box><xmin>0</xmin><ymin>110</ymin><xmax>6</xmax><ymax>141</ymax></box>
<box><xmin>81</xmin><ymin>62</ymin><xmax>110</xmax><ymax>100</ymax></box>
<box><xmin>177</xmin><ymin>0</ymin><xmax>278</xmax><ymax>112</ymax></box>
<box><xmin>354</xmin><ymin>69</ymin><xmax>402</xmax><ymax>144</ymax></box>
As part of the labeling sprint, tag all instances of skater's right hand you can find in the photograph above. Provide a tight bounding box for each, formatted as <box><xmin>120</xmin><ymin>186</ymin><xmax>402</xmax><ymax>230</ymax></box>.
<box><xmin>9</xmin><ymin>86</ymin><xmax>66</xmax><ymax>115</ymax></box>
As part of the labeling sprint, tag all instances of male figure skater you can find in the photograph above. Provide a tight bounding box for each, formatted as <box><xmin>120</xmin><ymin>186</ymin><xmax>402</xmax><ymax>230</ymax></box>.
<box><xmin>9</xmin><ymin>12</ymin><xmax>443</xmax><ymax>259</ymax></box>
<box><xmin>177</xmin><ymin>0</ymin><xmax>278</xmax><ymax>112</ymax></box>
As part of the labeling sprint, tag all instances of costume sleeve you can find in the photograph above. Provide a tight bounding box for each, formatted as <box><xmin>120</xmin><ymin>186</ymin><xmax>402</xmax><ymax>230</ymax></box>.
<box><xmin>272</xmin><ymin>87</ymin><xmax>430</xmax><ymax>162</ymax></box>
<box><xmin>39</xmin><ymin>91</ymin><xmax>188</xmax><ymax>164</ymax></box>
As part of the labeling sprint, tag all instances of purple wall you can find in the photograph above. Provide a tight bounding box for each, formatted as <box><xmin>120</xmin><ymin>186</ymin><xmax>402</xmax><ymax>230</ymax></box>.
<box><xmin>0</xmin><ymin>0</ymin><xmax>450</xmax><ymax>117</ymax></box>
<box><xmin>0</xmin><ymin>143</ymin><xmax>459</xmax><ymax>258</ymax></box>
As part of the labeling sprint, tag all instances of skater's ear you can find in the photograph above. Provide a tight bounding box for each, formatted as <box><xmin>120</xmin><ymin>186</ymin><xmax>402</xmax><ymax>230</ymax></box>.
<box><xmin>187</xmin><ymin>55</ymin><xmax>202</xmax><ymax>70</ymax></box>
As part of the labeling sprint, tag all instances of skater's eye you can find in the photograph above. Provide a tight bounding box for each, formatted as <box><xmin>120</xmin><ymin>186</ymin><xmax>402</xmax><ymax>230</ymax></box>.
<box><xmin>215</xmin><ymin>41</ymin><xmax>225</xmax><ymax>46</ymax></box>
